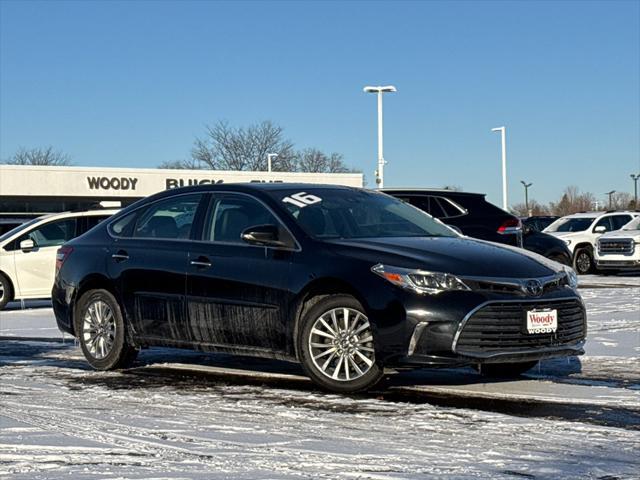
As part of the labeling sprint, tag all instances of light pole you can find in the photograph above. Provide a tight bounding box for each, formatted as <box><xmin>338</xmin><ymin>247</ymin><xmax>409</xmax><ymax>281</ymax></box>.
<box><xmin>491</xmin><ymin>126</ymin><xmax>508</xmax><ymax>210</ymax></box>
<box><xmin>605</xmin><ymin>190</ymin><xmax>616</xmax><ymax>210</ymax></box>
<box><xmin>364</xmin><ymin>85</ymin><xmax>396</xmax><ymax>188</ymax></box>
<box><xmin>267</xmin><ymin>153</ymin><xmax>278</xmax><ymax>173</ymax></box>
<box><xmin>520</xmin><ymin>180</ymin><xmax>532</xmax><ymax>215</ymax></box>
<box><xmin>631</xmin><ymin>173</ymin><xmax>640</xmax><ymax>208</ymax></box>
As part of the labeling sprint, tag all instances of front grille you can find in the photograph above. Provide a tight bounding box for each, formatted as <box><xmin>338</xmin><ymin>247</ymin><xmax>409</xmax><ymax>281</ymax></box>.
<box><xmin>599</xmin><ymin>239</ymin><xmax>635</xmax><ymax>255</ymax></box>
<box><xmin>455</xmin><ymin>299</ymin><xmax>586</xmax><ymax>355</ymax></box>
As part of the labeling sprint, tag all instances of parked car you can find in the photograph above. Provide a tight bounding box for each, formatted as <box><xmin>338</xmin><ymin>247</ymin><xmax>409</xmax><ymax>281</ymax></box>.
<box><xmin>383</xmin><ymin>189</ymin><xmax>572</xmax><ymax>266</ymax></box>
<box><xmin>53</xmin><ymin>184</ymin><xmax>585</xmax><ymax>393</ymax></box>
<box><xmin>0</xmin><ymin>216</ymin><xmax>37</xmax><ymax>236</ymax></box>
<box><xmin>544</xmin><ymin>211</ymin><xmax>639</xmax><ymax>274</ymax></box>
<box><xmin>0</xmin><ymin>209</ymin><xmax>117</xmax><ymax>309</ymax></box>
<box><xmin>521</xmin><ymin>216</ymin><xmax>559</xmax><ymax>233</ymax></box>
<box><xmin>594</xmin><ymin>216</ymin><xmax>640</xmax><ymax>272</ymax></box>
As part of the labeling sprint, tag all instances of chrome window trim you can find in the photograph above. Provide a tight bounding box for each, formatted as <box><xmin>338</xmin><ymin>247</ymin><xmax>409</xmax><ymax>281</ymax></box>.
<box><xmin>451</xmin><ymin>296</ymin><xmax>584</xmax><ymax>353</ymax></box>
<box><xmin>107</xmin><ymin>190</ymin><xmax>302</xmax><ymax>252</ymax></box>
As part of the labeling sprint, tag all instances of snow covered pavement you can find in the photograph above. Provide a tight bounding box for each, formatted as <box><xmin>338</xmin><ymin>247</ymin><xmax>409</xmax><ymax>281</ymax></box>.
<box><xmin>0</xmin><ymin>275</ymin><xmax>638</xmax><ymax>479</ymax></box>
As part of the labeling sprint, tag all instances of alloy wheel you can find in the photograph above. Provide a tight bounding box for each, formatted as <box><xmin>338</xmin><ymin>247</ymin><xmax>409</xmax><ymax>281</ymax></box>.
<box><xmin>82</xmin><ymin>300</ymin><xmax>116</xmax><ymax>360</ymax></box>
<box><xmin>308</xmin><ymin>307</ymin><xmax>375</xmax><ymax>382</ymax></box>
<box><xmin>576</xmin><ymin>252</ymin><xmax>591</xmax><ymax>274</ymax></box>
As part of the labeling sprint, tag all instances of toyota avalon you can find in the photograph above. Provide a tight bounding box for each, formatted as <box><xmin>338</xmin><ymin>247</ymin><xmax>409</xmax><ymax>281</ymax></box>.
<box><xmin>53</xmin><ymin>184</ymin><xmax>586</xmax><ymax>393</ymax></box>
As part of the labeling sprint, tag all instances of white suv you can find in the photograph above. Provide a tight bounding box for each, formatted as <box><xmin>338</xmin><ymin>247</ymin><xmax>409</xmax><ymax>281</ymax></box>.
<box><xmin>0</xmin><ymin>209</ymin><xmax>117</xmax><ymax>309</ymax></box>
<box><xmin>594</xmin><ymin>216</ymin><xmax>640</xmax><ymax>272</ymax></box>
<box><xmin>544</xmin><ymin>211</ymin><xmax>639</xmax><ymax>274</ymax></box>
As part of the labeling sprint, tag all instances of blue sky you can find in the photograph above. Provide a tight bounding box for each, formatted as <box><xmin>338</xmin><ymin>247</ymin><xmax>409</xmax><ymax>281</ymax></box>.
<box><xmin>1</xmin><ymin>0</ymin><xmax>638</xmax><ymax>206</ymax></box>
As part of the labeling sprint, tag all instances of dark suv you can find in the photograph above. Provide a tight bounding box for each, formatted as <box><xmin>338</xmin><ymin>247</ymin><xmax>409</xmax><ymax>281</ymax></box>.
<box><xmin>384</xmin><ymin>189</ymin><xmax>572</xmax><ymax>266</ymax></box>
<box><xmin>53</xmin><ymin>184</ymin><xmax>584</xmax><ymax>393</ymax></box>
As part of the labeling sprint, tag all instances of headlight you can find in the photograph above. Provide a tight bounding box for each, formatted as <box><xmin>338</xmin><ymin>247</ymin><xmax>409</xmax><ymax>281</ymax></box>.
<box><xmin>562</xmin><ymin>266</ymin><xmax>578</xmax><ymax>289</ymax></box>
<box><xmin>371</xmin><ymin>264</ymin><xmax>470</xmax><ymax>295</ymax></box>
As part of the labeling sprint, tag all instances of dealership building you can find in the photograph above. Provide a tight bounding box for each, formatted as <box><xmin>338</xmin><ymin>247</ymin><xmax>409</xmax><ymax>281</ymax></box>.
<box><xmin>0</xmin><ymin>165</ymin><xmax>364</xmax><ymax>215</ymax></box>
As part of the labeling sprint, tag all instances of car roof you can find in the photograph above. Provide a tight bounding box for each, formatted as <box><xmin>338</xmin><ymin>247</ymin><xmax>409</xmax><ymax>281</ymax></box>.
<box><xmin>562</xmin><ymin>211</ymin><xmax>638</xmax><ymax>219</ymax></box>
<box><xmin>381</xmin><ymin>188</ymin><xmax>484</xmax><ymax>197</ymax></box>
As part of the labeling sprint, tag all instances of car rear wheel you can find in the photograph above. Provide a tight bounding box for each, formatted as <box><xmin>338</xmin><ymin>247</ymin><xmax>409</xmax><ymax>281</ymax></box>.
<box><xmin>0</xmin><ymin>273</ymin><xmax>12</xmax><ymax>310</ymax></box>
<box><xmin>477</xmin><ymin>360</ymin><xmax>539</xmax><ymax>378</ymax></box>
<box><xmin>76</xmin><ymin>289</ymin><xmax>138</xmax><ymax>370</ymax></box>
<box><xmin>573</xmin><ymin>247</ymin><xmax>594</xmax><ymax>275</ymax></box>
<box><xmin>298</xmin><ymin>295</ymin><xmax>383</xmax><ymax>393</ymax></box>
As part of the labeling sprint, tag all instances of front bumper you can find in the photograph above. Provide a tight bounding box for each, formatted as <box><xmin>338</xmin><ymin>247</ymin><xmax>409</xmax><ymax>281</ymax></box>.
<box><xmin>382</xmin><ymin>290</ymin><xmax>586</xmax><ymax>368</ymax></box>
<box><xmin>595</xmin><ymin>257</ymin><xmax>640</xmax><ymax>270</ymax></box>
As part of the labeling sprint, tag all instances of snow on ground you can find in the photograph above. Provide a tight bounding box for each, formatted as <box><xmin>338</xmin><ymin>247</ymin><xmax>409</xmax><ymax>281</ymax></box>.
<box><xmin>0</xmin><ymin>276</ymin><xmax>639</xmax><ymax>479</ymax></box>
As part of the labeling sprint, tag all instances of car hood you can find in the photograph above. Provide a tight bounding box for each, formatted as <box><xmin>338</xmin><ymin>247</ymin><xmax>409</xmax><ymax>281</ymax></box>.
<box><xmin>599</xmin><ymin>230</ymin><xmax>640</xmax><ymax>240</ymax></box>
<box><xmin>326</xmin><ymin>236</ymin><xmax>559</xmax><ymax>278</ymax></box>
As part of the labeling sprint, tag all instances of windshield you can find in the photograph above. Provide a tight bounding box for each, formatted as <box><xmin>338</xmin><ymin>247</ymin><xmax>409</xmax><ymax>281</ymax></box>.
<box><xmin>622</xmin><ymin>217</ymin><xmax>640</xmax><ymax>231</ymax></box>
<box><xmin>268</xmin><ymin>188</ymin><xmax>457</xmax><ymax>239</ymax></box>
<box><xmin>0</xmin><ymin>217</ymin><xmax>43</xmax><ymax>243</ymax></box>
<box><xmin>546</xmin><ymin>217</ymin><xmax>596</xmax><ymax>232</ymax></box>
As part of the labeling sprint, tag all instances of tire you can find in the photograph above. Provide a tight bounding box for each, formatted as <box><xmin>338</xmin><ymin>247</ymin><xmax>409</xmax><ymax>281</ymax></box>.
<box><xmin>573</xmin><ymin>247</ymin><xmax>594</xmax><ymax>275</ymax></box>
<box><xmin>477</xmin><ymin>361</ymin><xmax>539</xmax><ymax>378</ymax></box>
<box><xmin>0</xmin><ymin>273</ymin><xmax>13</xmax><ymax>310</ymax></box>
<box><xmin>298</xmin><ymin>294</ymin><xmax>384</xmax><ymax>393</ymax></box>
<box><xmin>75</xmin><ymin>289</ymin><xmax>138</xmax><ymax>370</ymax></box>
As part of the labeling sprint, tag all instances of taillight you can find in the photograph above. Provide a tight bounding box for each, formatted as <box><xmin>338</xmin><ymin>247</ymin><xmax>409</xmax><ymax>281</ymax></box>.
<box><xmin>56</xmin><ymin>246</ymin><xmax>74</xmax><ymax>273</ymax></box>
<box><xmin>497</xmin><ymin>218</ymin><xmax>522</xmax><ymax>234</ymax></box>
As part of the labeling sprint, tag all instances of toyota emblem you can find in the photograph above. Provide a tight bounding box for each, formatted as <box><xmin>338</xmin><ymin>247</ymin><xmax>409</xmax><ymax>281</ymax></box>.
<box><xmin>524</xmin><ymin>279</ymin><xmax>543</xmax><ymax>297</ymax></box>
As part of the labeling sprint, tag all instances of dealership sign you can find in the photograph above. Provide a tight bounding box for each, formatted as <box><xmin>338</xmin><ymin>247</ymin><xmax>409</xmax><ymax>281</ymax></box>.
<box><xmin>0</xmin><ymin>165</ymin><xmax>363</xmax><ymax>198</ymax></box>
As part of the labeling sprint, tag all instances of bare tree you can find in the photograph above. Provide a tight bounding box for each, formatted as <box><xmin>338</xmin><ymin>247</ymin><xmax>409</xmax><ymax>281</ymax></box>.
<box><xmin>158</xmin><ymin>159</ymin><xmax>203</xmax><ymax>170</ymax></box>
<box><xmin>164</xmin><ymin>120</ymin><xmax>357</xmax><ymax>175</ymax></box>
<box><xmin>510</xmin><ymin>200</ymin><xmax>550</xmax><ymax>216</ymax></box>
<box><xmin>296</xmin><ymin>149</ymin><xmax>351</xmax><ymax>173</ymax></box>
<box><xmin>4</xmin><ymin>146</ymin><xmax>72</xmax><ymax>166</ymax></box>
<box><xmin>609</xmin><ymin>191</ymin><xmax>634</xmax><ymax>210</ymax></box>
<box><xmin>190</xmin><ymin>120</ymin><xmax>295</xmax><ymax>171</ymax></box>
<box><xmin>548</xmin><ymin>186</ymin><xmax>596</xmax><ymax>216</ymax></box>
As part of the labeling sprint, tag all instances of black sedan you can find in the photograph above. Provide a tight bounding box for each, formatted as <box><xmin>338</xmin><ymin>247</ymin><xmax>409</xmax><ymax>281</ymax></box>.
<box><xmin>53</xmin><ymin>184</ymin><xmax>586</xmax><ymax>393</ymax></box>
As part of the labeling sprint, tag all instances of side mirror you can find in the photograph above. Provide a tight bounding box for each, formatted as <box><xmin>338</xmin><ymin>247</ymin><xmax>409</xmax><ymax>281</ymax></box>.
<box><xmin>594</xmin><ymin>226</ymin><xmax>606</xmax><ymax>234</ymax></box>
<box><xmin>20</xmin><ymin>238</ymin><xmax>35</xmax><ymax>252</ymax></box>
<box><xmin>241</xmin><ymin>224</ymin><xmax>286</xmax><ymax>247</ymax></box>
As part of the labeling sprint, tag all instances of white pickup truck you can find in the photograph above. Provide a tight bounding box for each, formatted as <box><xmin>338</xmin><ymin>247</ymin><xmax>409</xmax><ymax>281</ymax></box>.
<box><xmin>594</xmin><ymin>216</ymin><xmax>640</xmax><ymax>272</ymax></box>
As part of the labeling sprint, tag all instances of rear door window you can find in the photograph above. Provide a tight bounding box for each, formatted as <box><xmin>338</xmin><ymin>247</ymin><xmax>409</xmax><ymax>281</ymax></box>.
<box><xmin>611</xmin><ymin>215</ymin><xmax>633</xmax><ymax>230</ymax></box>
<box><xmin>134</xmin><ymin>194</ymin><xmax>202</xmax><ymax>239</ymax></box>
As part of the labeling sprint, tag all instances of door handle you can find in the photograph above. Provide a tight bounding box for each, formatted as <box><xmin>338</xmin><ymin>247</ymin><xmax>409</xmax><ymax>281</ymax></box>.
<box><xmin>190</xmin><ymin>256</ymin><xmax>212</xmax><ymax>268</ymax></box>
<box><xmin>112</xmin><ymin>250</ymin><xmax>129</xmax><ymax>262</ymax></box>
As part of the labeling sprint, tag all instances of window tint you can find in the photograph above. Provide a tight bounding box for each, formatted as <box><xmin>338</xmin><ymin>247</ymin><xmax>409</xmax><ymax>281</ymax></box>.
<box><xmin>435</xmin><ymin>197</ymin><xmax>466</xmax><ymax>218</ymax></box>
<box><xmin>19</xmin><ymin>218</ymin><xmax>76</xmax><ymax>248</ymax></box>
<box><xmin>85</xmin><ymin>215</ymin><xmax>110</xmax><ymax>232</ymax></box>
<box><xmin>110</xmin><ymin>212</ymin><xmax>137</xmax><ymax>237</ymax></box>
<box><xmin>401</xmin><ymin>196</ymin><xmax>444</xmax><ymax>218</ymax></box>
<box><xmin>593</xmin><ymin>216</ymin><xmax>613</xmax><ymax>232</ymax></box>
<box><xmin>134</xmin><ymin>194</ymin><xmax>201</xmax><ymax>239</ymax></box>
<box><xmin>611</xmin><ymin>215</ymin><xmax>632</xmax><ymax>230</ymax></box>
<box><xmin>549</xmin><ymin>217</ymin><xmax>596</xmax><ymax>232</ymax></box>
<box><xmin>205</xmin><ymin>195</ymin><xmax>278</xmax><ymax>243</ymax></box>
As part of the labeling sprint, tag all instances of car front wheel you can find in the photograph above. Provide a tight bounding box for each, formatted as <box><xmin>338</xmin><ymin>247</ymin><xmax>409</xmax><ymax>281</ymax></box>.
<box><xmin>299</xmin><ymin>295</ymin><xmax>383</xmax><ymax>393</ymax></box>
<box><xmin>0</xmin><ymin>273</ymin><xmax>12</xmax><ymax>310</ymax></box>
<box><xmin>76</xmin><ymin>289</ymin><xmax>138</xmax><ymax>370</ymax></box>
